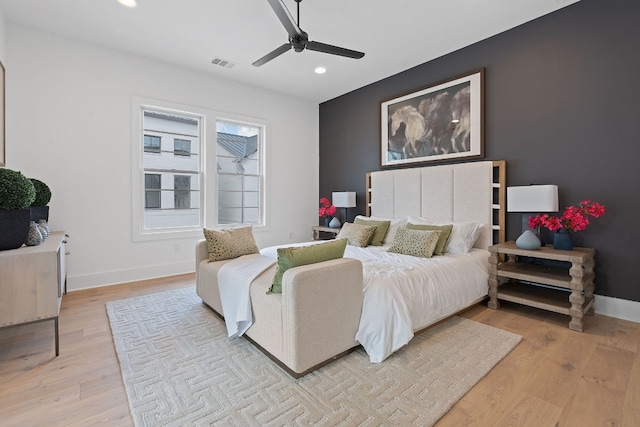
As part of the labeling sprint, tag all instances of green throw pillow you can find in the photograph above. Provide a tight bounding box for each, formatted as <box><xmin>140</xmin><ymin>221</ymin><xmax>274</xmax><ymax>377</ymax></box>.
<box><xmin>268</xmin><ymin>239</ymin><xmax>348</xmax><ymax>294</ymax></box>
<box><xmin>406</xmin><ymin>223</ymin><xmax>453</xmax><ymax>256</ymax></box>
<box><xmin>354</xmin><ymin>217</ymin><xmax>391</xmax><ymax>246</ymax></box>
<box><xmin>387</xmin><ymin>228</ymin><xmax>441</xmax><ymax>258</ymax></box>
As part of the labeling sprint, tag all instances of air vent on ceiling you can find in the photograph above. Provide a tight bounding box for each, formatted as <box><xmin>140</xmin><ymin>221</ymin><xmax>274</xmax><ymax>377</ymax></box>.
<box><xmin>211</xmin><ymin>57</ymin><xmax>236</xmax><ymax>69</ymax></box>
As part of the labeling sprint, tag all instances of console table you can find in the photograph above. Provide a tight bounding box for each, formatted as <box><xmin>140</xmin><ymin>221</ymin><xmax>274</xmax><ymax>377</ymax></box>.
<box><xmin>0</xmin><ymin>231</ymin><xmax>68</xmax><ymax>356</ymax></box>
<box><xmin>488</xmin><ymin>241</ymin><xmax>595</xmax><ymax>332</ymax></box>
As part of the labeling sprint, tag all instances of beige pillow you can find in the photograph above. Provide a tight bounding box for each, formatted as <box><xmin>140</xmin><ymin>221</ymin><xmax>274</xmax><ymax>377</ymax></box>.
<box><xmin>336</xmin><ymin>222</ymin><xmax>377</xmax><ymax>247</ymax></box>
<box><xmin>387</xmin><ymin>228</ymin><xmax>441</xmax><ymax>258</ymax></box>
<box><xmin>203</xmin><ymin>226</ymin><xmax>259</xmax><ymax>262</ymax></box>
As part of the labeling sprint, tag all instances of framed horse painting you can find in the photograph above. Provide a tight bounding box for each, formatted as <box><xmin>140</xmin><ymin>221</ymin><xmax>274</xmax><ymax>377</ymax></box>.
<box><xmin>380</xmin><ymin>68</ymin><xmax>484</xmax><ymax>168</ymax></box>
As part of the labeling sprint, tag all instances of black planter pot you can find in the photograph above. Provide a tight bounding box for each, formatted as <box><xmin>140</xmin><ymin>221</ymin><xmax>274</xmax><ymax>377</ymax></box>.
<box><xmin>30</xmin><ymin>205</ymin><xmax>50</xmax><ymax>222</ymax></box>
<box><xmin>0</xmin><ymin>209</ymin><xmax>31</xmax><ymax>250</ymax></box>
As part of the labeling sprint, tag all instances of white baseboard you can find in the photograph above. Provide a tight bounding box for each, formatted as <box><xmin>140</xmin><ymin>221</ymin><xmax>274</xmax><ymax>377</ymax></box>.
<box><xmin>67</xmin><ymin>266</ymin><xmax>640</xmax><ymax>325</ymax></box>
<box><xmin>67</xmin><ymin>260</ymin><xmax>195</xmax><ymax>291</ymax></box>
<box><xmin>594</xmin><ymin>295</ymin><xmax>640</xmax><ymax>324</ymax></box>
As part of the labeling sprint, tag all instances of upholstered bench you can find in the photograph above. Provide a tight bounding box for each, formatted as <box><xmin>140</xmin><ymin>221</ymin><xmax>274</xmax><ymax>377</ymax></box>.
<box><xmin>195</xmin><ymin>238</ymin><xmax>363</xmax><ymax>378</ymax></box>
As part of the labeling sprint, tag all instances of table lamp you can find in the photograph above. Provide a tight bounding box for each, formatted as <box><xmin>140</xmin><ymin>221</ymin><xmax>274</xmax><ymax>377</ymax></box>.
<box><xmin>332</xmin><ymin>191</ymin><xmax>356</xmax><ymax>227</ymax></box>
<box><xmin>507</xmin><ymin>185</ymin><xmax>558</xmax><ymax>249</ymax></box>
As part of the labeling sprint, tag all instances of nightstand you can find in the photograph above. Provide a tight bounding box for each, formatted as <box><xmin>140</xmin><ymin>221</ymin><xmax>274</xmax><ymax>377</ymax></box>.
<box><xmin>312</xmin><ymin>225</ymin><xmax>340</xmax><ymax>240</ymax></box>
<box><xmin>488</xmin><ymin>241</ymin><xmax>596</xmax><ymax>332</ymax></box>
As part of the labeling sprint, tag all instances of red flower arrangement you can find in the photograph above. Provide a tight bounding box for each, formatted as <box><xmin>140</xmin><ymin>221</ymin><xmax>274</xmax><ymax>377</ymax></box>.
<box><xmin>318</xmin><ymin>197</ymin><xmax>336</xmax><ymax>218</ymax></box>
<box><xmin>529</xmin><ymin>200</ymin><xmax>606</xmax><ymax>232</ymax></box>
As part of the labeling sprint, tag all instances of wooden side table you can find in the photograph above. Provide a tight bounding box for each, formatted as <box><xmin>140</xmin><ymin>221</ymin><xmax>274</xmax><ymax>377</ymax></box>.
<box><xmin>488</xmin><ymin>241</ymin><xmax>595</xmax><ymax>332</ymax></box>
<box><xmin>0</xmin><ymin>231</ymin><xmax>68</xmax><ymax>355</ymax></box>
<box><xmin>312</xmin><ymin>226</ymin><xmax>340</xmax><ymax>240</ymax></box>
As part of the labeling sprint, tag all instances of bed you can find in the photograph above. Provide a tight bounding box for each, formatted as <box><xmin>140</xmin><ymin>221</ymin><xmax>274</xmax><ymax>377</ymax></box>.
<box><xmin>263</xmin><ymin>160</ymin><xmax>506</xmax><ymax>363</ymax></box>
<box><xmin>197</xmin><ymin>160</ymin><xmax>506</xmax><ymax>375</ymax></box>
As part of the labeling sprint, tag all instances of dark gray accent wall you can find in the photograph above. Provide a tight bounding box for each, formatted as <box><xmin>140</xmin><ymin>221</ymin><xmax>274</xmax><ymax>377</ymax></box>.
<box><xmin>319</xmin><ymin>0</ymin><xmax>640</xmax><ymax>302</ymax></box>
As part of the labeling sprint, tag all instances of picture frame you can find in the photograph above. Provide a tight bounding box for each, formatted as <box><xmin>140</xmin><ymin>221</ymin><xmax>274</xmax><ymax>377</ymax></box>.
<box><xmin>380</xmin><ymin>68</ymin><xmax>484</xmax><ymax>168</ymax></box>
<box><xmin>0</xmin><ymin>60</ymin><xmax>4</xmax><ymax>167</ymax></box>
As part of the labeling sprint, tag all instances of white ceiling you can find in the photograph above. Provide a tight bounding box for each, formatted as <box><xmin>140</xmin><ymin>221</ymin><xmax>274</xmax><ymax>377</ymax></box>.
<box><xmin>0</xmin><ymin>0</ymin><xmax>580</xmax><ymax>103</ymax></box>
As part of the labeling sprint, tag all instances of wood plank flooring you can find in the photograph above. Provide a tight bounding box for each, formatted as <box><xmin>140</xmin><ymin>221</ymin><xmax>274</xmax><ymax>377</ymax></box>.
<box><xmin>1</xmin><ymin>274</ymin><xmax>638</xmax><ymax>426</ymax></box>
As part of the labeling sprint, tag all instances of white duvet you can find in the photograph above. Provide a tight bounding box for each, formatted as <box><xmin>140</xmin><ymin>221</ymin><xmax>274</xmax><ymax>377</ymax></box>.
<box><xmin>260</xmin><ymin>242</ymin><xmax>489</xmax><ymax>364</ymax></box>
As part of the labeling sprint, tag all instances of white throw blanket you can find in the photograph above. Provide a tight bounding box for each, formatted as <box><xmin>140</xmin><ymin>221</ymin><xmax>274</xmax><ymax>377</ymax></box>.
<box><xmin>217</xmin><ymin>254</ymin><xmax>276</xmax><ymax>338</ymax></box>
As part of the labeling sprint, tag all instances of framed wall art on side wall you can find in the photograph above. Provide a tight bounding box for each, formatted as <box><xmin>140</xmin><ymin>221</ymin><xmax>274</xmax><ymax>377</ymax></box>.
<box><xmin>0</xmin><ymin>60</ymin><xmax>4</xmax><ymax>167</ymax></box>
<box><xmin>380</xmin><ymin>68</ymin><xmax>484</xmax><ymax>168</ymax></box>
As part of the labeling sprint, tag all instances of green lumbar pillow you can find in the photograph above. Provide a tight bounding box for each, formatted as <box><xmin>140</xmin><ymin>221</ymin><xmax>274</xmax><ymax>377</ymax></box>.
<box><xmin>354</xmin><ymin>217</ymin><xmax>391</xmax><ymax>246</ymax></box>
<box><xmin>268</xmin><ymin>238</ymin><xmax>348</xmax><ymax>294</ymax></box>
<box><xmin>406</xmin><ymin>223</ymin><xmax>453</xmax><ymax>255</ymax></box>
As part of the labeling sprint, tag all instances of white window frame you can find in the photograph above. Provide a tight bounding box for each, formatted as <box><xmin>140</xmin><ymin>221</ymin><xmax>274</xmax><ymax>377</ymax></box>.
<box><xmin>132</xmin><ymin>97</ymin><xmax>269</xmax><ymax>241</ymax></box>
<box><xmin>132</xmin><ymin>97</ymin><xmax>205</xmax><ymax>241</ymax></box>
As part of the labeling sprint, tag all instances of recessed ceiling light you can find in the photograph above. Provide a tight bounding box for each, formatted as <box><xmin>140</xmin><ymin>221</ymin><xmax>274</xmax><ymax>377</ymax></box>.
<box><xmin>118</xmin><ymin>0</ymin><xmax>138</xmax><ymax>8</ymax></box>
<box><xmin>315</xmin><ymin>67</ymin><xmax>327</xmax><ymax>74</ymax></box>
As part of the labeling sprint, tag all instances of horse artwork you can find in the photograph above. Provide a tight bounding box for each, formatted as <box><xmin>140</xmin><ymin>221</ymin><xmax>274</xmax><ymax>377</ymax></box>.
<box><xmin>381</xmin><ymin>69</ymin><xmax>484</xmax><ymax>167</ymax></box>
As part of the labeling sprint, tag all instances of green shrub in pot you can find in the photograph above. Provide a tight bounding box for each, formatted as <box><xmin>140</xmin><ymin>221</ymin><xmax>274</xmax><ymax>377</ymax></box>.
<box><xmin>29</xmin><ymin>178</ymin><xmax>52</xmax><ymax>222</ymax></box>
<box><xmin>30</xmin><ymin>178</ymin><xmax>51</xmax><ymax>206</ymax></box>
<box><xmin>0</xmin><ymin>168</ymin><xmax>36</xmax><ymax>250</ymax></box>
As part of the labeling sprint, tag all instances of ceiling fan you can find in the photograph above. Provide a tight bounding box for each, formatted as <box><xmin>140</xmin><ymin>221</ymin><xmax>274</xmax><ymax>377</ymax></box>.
<box><xmin>252</xmin><ymin>0</ymin><xmax>365</xmax><ymax>67</ymax></box>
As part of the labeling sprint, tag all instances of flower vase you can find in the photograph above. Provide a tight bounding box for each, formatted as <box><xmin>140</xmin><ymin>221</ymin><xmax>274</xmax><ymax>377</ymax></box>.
<box><xmin>324</xmin><ymin>217</ymin><xmax>332</xmax><ymax>227</ymax></box>
<box><xmin>553</xmin><ymin>228</ymin><xmax>573</xmax><ymax>250</ymax></box>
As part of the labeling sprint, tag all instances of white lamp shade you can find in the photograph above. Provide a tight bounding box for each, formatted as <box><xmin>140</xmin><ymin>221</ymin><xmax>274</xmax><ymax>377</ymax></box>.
<box><xmin>332</xmin><ymin>191</ymin><xmax>356</xmax><ymax>208</ymax></box>
<box><xmin>507</xmin><ymin>185</ymin><xmax>558</xmax><ymax>212</ymax></box>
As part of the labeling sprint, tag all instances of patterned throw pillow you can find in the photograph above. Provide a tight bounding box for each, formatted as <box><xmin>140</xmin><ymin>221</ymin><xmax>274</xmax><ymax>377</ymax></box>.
<box><xmin>387</xmin><ymin>228</ymin><xmax>441</xmax><ymax>258</ymax></box>
<box><xmin>203</xmin><ymin>226</ymin><xmax>259</xmax><ymax>262</ymax></box>
<box><xmin>336</xmin><ymin>222</ymin><xmax>377</xmax><ymax>247</ymax></box>
<box><xmin>406</xmin><ymin>223</ymin><xmax>453</xmax><ymax>256</ymax></box>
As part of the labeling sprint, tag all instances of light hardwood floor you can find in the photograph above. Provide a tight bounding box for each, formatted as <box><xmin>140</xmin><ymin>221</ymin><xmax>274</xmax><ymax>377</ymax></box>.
<box><xmin>1</xmin><ymin>274</ymin><xmax>638</xmax><ymax>426</ymax></box>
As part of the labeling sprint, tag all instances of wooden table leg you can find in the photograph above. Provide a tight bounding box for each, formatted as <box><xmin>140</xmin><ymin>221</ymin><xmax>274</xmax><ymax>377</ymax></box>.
<box><xmin>488</xmin><ymin>250</ymin><xmax>500</xmax><ymax>309</ymax></box>
<box><xmin>568</xmin><ymin>261</ymin><xmax>585</xmax><ymax>332</ymax></box>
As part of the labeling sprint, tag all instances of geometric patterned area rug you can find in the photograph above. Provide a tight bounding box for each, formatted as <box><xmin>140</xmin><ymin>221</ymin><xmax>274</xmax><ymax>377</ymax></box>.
<box><xmin>106</xmin><ymin>287</ymin><xmax>521</xmax><ymax>427</ymax></box>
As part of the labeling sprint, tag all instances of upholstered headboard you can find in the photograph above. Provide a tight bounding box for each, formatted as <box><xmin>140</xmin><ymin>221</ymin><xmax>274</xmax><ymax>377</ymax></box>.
<box><xmin>366</xmin><ymin>160</ymin><xmax>506</xmax><ymax>249</ymax></box>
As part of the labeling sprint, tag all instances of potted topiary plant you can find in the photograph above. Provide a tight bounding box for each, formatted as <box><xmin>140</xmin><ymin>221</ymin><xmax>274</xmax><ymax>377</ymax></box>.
<box><xmin>0</xmin><ymin>168</ymin><xmax>36</xmax><ymax>250</ymax></box>
<box><xmin>29</xmin><ymin>178</ymin><xmax>52</xmax><ymax>222</ymax></box>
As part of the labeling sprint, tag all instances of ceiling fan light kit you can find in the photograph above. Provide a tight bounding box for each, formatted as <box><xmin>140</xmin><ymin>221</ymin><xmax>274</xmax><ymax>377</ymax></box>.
<box><xmin>253</xmin><ymin>0</ymin><xmax>365</xmax><ymax>67</ymax></box>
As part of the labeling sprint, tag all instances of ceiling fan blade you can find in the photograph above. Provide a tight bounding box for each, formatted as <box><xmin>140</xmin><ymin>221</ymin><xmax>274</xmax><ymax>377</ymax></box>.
<box><xmin>252</xmin><ymin>43</ymin><xmax>291</xmax><ymax>67</ymax></box>
<box><xmin>266</xmin><ymin>0</ymin><xmax>304</xmax><ymax>39</ymax></box>
<box><xmin>306</xmin><ymin>41</ymin><xmax>365</xmax><ymax>59</ymax></box>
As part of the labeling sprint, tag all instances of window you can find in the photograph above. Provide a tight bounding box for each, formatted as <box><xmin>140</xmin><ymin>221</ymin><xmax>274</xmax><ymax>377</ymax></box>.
<box><xmin>174</xmin><ymin>175</ymin><xmax>191</xmax><ymax>209</ymax></box>
<box><xmin>139</xmin><ymin>108</ymin><xmax>201</xmax><ymax>233</ymax></box>
<box><xmin>174</xmin><ymin>138</ymin><xmax>191</xmax><ymax>157</ymax></box>
<box><xmin>132</xmin><ymin>96</ymin><xmax>268</xmax><ymax>241</ymax></box>
<box><xmin>144</xmin><ymin>135</ymin><xmax>161</xmax><ymax>153</ymax></box>
<box><xmin>216</xmin><ymin>120</ymin><xmax>263</xmax><ymax>225</ymax></box>
<box><xmin>145</xmin><ymin>173</ymin><xmax>161</xmax><ymax>208</ymax></box>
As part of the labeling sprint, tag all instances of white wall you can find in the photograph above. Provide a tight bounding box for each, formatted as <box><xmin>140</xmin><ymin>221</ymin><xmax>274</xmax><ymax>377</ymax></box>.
<box><xmin>5</xmin><ymin>24</ymin><xmax>319</xmax><ymax>290</ymax></box>
<box><xmin>0</xmin><ymin>7</ymin><xmax>6</xmax><ymax>64</ymax></box>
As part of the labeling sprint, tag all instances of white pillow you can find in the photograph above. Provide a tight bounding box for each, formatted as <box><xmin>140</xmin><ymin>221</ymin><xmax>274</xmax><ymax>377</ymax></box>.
<box><xmin>406</xmin><ymin>216</ymin><xmax>483</xmax><ymax>255</ymax></box>
<box><xmin>355</xmin><ymin>215</ymin><xmax>407</xmax><ymax>248</ymax></box>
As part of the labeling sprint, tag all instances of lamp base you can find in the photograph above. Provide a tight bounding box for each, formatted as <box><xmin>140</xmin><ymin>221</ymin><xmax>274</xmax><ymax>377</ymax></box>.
<box><xmin>515</xmin><ymin>229</ymin><xmax>541</xmax><ymax>250</ymax></box>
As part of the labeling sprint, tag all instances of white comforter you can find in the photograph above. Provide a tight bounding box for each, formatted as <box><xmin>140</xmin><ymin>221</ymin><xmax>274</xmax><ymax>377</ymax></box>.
<box><xmin>260</xmin><ymin>242</ymin><xmax>489</xmax><ymax>363</ymax></box>
<box><xmin>347</xmin><ymin>246</ymin><xmax>489</xmax><ymax>362</ymax></box>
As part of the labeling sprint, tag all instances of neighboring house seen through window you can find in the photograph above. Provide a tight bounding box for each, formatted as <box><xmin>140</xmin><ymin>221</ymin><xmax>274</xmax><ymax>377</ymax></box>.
<box><xmin>141</xmin><ymin>110</ymin><xmax>201</xmax><ymax>231</ymax></box>
<box><xmin>144</xmin><ymin>173</ymin><xmax>161</xmax><ymax>209</ymax></box>
<box><xmin>174</xmin><ymin>138</ymin><xmax>191</xmax><ymax>157</ymax></box>
<box><xmin>216</xmin><ymin>120</ymin><xmax>263</xmax><ymax>225</ymax></box>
